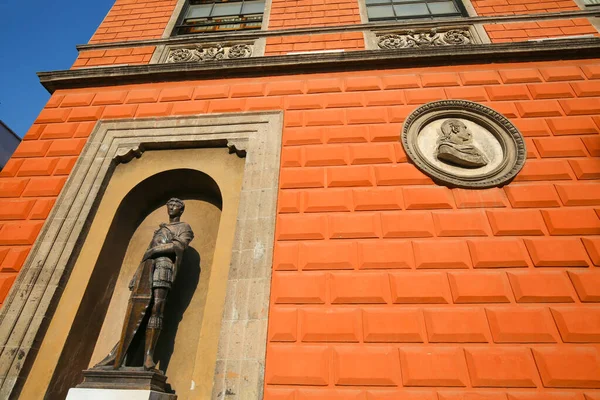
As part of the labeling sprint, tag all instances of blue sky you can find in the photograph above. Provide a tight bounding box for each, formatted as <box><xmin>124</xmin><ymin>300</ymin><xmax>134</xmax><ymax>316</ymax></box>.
<box><xmin>0</xmin><ymin>0</ymin><xmax>115</xmax><ymax>137</ymax></box>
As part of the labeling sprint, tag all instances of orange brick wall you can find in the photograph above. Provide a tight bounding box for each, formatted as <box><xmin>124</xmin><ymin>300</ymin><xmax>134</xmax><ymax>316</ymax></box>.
<box><xmin>2</xmin><ymin>60</ymin><xmax>600</xmax><ymax>398</ymax></box>
<box><xmin>471</xmin><ymin>0</ymin><xmax>580</xmax><ymax>15</ymax></box>
<box><xmin>471</xmin><ymin>0</ymin><xmax>598</xmax><ymax>42</ymax></box>
<box><xmin>89</xmin><ymin>0</ymin><xmax>177</xmax><ymax>43</ymax></box>
<box><xmin>268</xmin><ymin>0</ymin><xmax>361</xmax><ymax>29</ymax></box>
<box><xmin>486</xmin><ymin>19</ymin><xmax>598</xmax><ymax>43</ymax></box>
<box><xmin>75</xmin><ymin>0</ymin><xmax>599</xmax><ymax>66</ymax></box>
<box><xmin>265</xmin><ymin>33</ymin><xmax>365</xmax><ymax>56</ymax></box>
<box><xmin>266</xmin><ymin>61</ymin><xmax>600</xmax><ymax>399</ymax></box>
<box><xmin>73</xmin><ymin>46</ymin><xmax>156</xmax><ymax>68</ymax></box>
<box><xmin>87</xmin><ymin>0</ymin><xmax>587</xmax><ymax>46</ymax></box>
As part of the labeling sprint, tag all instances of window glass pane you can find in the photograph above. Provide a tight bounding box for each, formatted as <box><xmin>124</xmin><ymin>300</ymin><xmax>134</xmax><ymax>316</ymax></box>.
<box><xmin>428</xmin><ymin>1</ymin><xmax>459</xmax><ymax>14</ymax></box>
<box><xmin>212</xmin><ymin>2</ymin><xmax>242</xmax><ymax>16</ymax></box>
<box><xmin>242</xmin><ymin>1</ymin><xmax>265</xmax><ymax>14</ymax></box>
<box><xmin>365</xmin><ymin>0</ymin><xmax>389</xmax><ymax>4</ymax></box>
<box><xmin>584</xmin><ymin>0</ymin><xmax>600</xmax><ymax>4</ymax></box>
<box><xmin>367</xmin><ymin>5</ymin><xmax>395</xmax><ymax>18</ymax></box>
<box><xmin>393</xmin><ymin>3</ymin><xmax>429</xmax><ymax>16</ymax></box>
<box><xmin>186</xmin><ymin>4</ymin><xmax>213</xmax><ymax>18</ymax></box>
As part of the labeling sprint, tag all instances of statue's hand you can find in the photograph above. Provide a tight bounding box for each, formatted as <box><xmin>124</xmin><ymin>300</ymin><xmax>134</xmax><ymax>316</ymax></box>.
<box><xmin>128</xmin><ymin>277</ymin><xmax>135</xmax><ymax>291</ymax></box>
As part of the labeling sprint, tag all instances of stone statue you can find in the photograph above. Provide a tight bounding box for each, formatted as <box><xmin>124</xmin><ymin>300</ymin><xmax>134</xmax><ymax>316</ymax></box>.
<box><xmin>95</xmin><ymin>198</ymin><xmax>194</xmax><ymax>371</ymax></box>
<box><xmin>436</xmin><ymin>119</ymin><xmax>488</xmax><ymax>168</ymax></box>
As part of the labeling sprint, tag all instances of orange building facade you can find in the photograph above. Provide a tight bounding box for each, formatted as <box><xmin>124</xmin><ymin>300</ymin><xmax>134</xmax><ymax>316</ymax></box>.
<box><xmin>1</xmin><ymin>0</ymin><xmax>600</xmax><ymax>399</ymax></box>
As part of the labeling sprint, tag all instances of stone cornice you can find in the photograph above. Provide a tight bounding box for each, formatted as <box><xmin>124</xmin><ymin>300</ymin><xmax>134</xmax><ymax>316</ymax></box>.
<box><xmin>39</xmin><ymin>38</ymin><xmax>600</xmax><ymax>93</ymax></box>
<box><xmin>75</xmin><ymin>9</ymin><xmax>600</xmax><ymax>51</ymax></box>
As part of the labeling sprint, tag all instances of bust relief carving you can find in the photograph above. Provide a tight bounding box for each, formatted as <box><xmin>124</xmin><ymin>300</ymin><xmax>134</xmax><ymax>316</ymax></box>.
<box><xmin>401</xmin><ymin>100</ymin><xmax>526</xmax><ymax>188</ymax></box>
<box><xmin>436</xmin><ymin>119</ymin><xmax>488</xmax><ymax>168</ymax></box>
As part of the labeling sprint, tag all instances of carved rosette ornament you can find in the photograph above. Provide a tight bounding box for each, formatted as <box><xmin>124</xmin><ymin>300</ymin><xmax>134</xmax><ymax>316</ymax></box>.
<box><xmin>401</xmin><ymin>100</ymin><xmax>526</xmax><ymax>188</ymax></box>
<box><xmin>378</xmin><ymin>28</ymin><xmax>471</xmax><ymax>49</ymax></box>
<box><xmin>228</xmin><ymin>44</ymin><xmax>253</xmax><ymax>59</ymax></box>
<box><xmin>168</xmin><ymin>48</ymin><xmax>196</xmax><ymax>63</ymax></box>
<box><xmin>165</xmin><ymin>43</ymin><xmax>253</xmax><ymax>63</ymax></box>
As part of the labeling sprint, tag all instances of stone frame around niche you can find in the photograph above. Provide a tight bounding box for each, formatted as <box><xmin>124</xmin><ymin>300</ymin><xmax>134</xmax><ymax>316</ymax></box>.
<box><xmin>0</xmin><ymin>111</ymin><xmax>283</xmax><ymax>399</ymax></box>
<box><xmin>401</xmin><ymin>100</ymin><xmax>526</xmax><ymax>188</ymax></box>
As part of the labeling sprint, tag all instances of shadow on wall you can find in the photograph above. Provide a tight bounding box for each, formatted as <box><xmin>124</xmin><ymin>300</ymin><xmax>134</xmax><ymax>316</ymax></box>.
<box><xmin>156</xmin><ymin>246</ymin><xmax>201</xmax><ymax>372</ymax></box>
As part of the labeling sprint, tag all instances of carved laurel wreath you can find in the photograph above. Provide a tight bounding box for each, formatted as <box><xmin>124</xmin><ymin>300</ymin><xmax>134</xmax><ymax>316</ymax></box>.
<box><xmin>401</xmin><ymin>100</ymin><xmax>527</xmax><ymax>188</ymax></box>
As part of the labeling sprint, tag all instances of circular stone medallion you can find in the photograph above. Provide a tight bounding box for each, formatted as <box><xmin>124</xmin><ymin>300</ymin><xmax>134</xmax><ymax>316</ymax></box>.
<box><xmin>402</xmin><ymin>100</ymin><xmax>526</xmax><ymax>188</ymax></box>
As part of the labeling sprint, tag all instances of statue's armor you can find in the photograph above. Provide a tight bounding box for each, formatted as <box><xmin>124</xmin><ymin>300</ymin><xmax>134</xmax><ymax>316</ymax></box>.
<box><xmin>149</xmin><ymin>225</ymin><xmax>175</xmax><ymax>290</ymax></box>
<box><xmin>94</xmin><ymin>211</ymin><xmax>193</xmax><ymax>370</ymax></box>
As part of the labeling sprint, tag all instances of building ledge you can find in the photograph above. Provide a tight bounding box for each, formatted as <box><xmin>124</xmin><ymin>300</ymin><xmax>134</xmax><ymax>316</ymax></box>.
<box><xmin>39</xmin><ymin>37</ymin><xmax>600</xmax><ymax>93</ymax></box>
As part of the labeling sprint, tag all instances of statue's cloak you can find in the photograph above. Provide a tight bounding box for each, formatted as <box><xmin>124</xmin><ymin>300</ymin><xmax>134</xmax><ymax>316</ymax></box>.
<box><xmin>113</xmin><ymin>221</ymin><xmax>193</xmax><ymax>369</ymax></box>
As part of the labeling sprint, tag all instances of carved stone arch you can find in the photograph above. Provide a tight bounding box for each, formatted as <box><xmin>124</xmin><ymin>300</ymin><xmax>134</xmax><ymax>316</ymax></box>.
<box><xmin>0</xmin><ymin>112</ymin><xmax>283</xmax><ymax>399</ymax></box>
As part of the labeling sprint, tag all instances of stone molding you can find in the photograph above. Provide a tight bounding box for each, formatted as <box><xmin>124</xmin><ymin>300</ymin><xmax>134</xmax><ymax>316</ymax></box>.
<box><xmin>0</xmin><ymin>112</ymin><xmax>284</xmax><ymax>399</ymax></box>
<box><xmin>402</xmin><ymin>100</ymin><xmax>526</xmax><ymax>188</ymax></box>
<box><xmin>39</xmin><ymin>38</ymin><xmax>600</xmax><ymax>93</ymax></box>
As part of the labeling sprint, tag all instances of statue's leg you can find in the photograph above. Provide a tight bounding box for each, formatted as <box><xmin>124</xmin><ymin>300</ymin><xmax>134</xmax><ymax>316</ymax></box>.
<box><xmin>144</xmin><ymin>287</ymin><xmax>167</xmax><ymax>370</ymax></box>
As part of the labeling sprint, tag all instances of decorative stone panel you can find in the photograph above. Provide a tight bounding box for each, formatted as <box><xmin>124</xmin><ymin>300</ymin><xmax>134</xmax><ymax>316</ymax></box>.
<box><xmin>162</xmin><ymin>42</ymin><xmax>254</xmax><ymax>64</ymax></box>
<box><xmin>365</xmin><ymin>25</ymin><xmax>483</xmax><ymax>51</ymax></box>
<box><xmin>378</xmin><ymin>28</ymin><xmax>472</xmax><ymax>49</ymax></box>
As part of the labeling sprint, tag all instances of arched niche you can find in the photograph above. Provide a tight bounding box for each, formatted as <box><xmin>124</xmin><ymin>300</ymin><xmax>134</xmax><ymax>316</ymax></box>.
<box><xmin>47</xmin><ymin>167</ymin><xmax>223</xmax><ymax>398</ymax></box>
<box><xmin>7</xmin><ymin>113</ymin><xmax>282</xmax><ymax>400</ymax></box>
<box><xmin>23</xmin><ymin>147</ymin><xmax>246</xmax><ymax>400</ymax></box>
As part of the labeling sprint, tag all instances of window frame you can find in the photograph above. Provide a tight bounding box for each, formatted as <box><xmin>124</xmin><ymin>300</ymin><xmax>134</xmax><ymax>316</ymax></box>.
<box><xmin>582</xmin><ymin>0</ymin><xmax>600</xmax><ymax>6</ymax></box>
<box><xmin>172</xmin><ymin>0</ymin><xmax>267</xmax><ymax>36</ymax></box>
<box><xmin>573</xmin><ymin>0</ymin><xmax>600</xmax><ymax>8</ymax></box>
<box><xmin>363</xmin><ymin>0</ymin><xmax>469</xmax><ymax>22</ymax></box>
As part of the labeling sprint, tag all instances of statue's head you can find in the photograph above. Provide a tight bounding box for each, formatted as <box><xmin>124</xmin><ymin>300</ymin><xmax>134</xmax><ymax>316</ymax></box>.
<box><xmin>166</xmin><ymin>198</ymin><xmax>185</xmax><ymax>218</ymax></box>
<box><xmin>440</xmin><ymin>119</ymin><xmax>471</xmax><ymax>144</ymax></box>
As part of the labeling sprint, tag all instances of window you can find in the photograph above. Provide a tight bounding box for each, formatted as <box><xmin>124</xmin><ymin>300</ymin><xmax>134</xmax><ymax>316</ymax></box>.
<box><xmin>174</xmin><ymin>0</ymin><xmax>265</xmax><ymax>35</ymax></box>
<box><xmin>365</xmin><ymin>0</ymin><xmax>467</xmax><ymax>21</ymax></box>
<box><xmin>583</xmin><ymin>0</ymin><xmax>600</xmax><ymax>5</ymax></box>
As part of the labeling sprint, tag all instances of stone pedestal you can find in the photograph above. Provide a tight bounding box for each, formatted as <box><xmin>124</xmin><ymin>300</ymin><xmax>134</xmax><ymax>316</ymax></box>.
<box><xmin>69</xmin><ymin>368</ymin><xmax>176</xmax><ymax>399</ymax></box>
<box><xmin>66</xmin><ymin>388</ymin><xmax>177</xmax><ymax>400</ymax></box>
<box><xmin>77</xmin><ymin>367</ymin><xmax>171</xmax><ymax>392</ymax></box>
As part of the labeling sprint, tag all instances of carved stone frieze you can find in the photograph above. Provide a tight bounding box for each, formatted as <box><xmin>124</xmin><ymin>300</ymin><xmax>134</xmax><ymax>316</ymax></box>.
<box><xmin>378</xmin><ymin>28</ymin><xmax>472</xmax><ymax>49</ymax></box>
<box><xmin>165</xmin><ymin>43</ymin><xmax>253</xmax><ymax>63</ymax></box>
